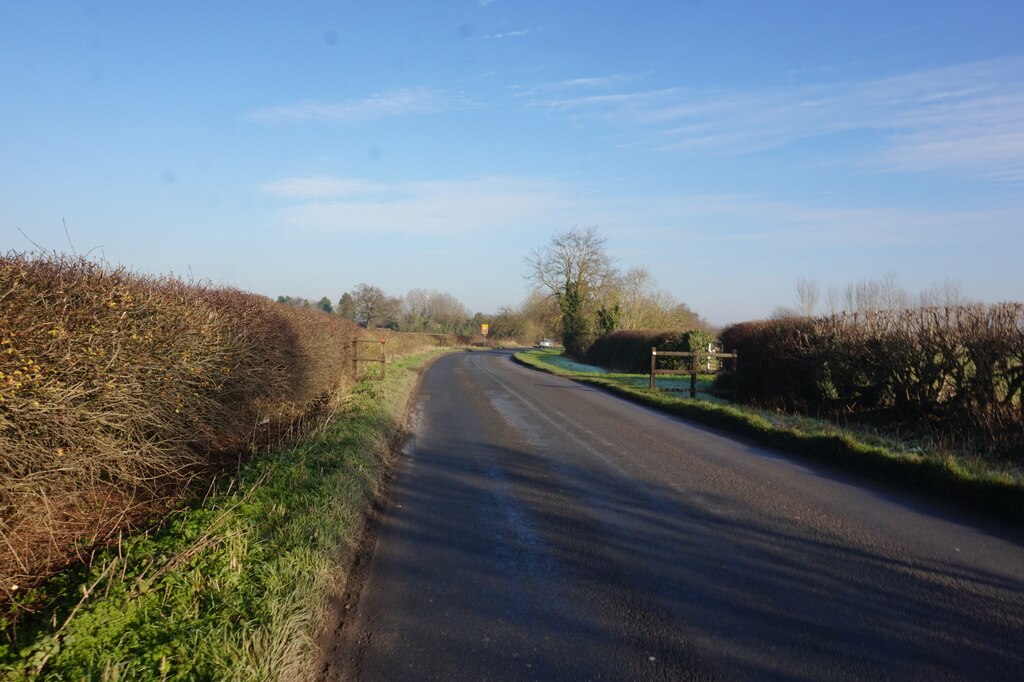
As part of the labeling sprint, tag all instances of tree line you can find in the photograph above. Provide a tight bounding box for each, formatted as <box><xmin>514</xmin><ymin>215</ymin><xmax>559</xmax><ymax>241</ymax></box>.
<box><xmin>276</xmin><ymin>286</ymin><xmax>482</xmax><ymax>335</ymax></box>
<box><xmin>275</xmin><ymin>226</ymin><xmax>707</xmax><ymax>347</ymax></box>
<box><xmin>525</xmin><ymin>226</ymin><xmax>706</xmax><ymax>356</ymax></box>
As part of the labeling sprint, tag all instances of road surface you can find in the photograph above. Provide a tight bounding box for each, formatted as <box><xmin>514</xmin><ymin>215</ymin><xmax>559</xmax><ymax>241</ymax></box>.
<box><xmin>324</xmin><ymin>350</ymin><xmax>1024</xmax><ymax>681</ymax></box>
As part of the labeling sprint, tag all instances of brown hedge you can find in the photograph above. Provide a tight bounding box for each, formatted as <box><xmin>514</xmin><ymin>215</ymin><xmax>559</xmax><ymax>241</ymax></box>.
<box><xmin>585</xmin><ymin>329</ymin><xmax>715</xmax><ymax>373</ymax></box>
<box><xmin>718</xmin><ymin>305</ymin><xmax>1024</xmax><ymax>458</ymax></box>
<box><xmin>0</xmin><ymin>254</ymin><xmax>363</xmax><ymax>598</ymax></box>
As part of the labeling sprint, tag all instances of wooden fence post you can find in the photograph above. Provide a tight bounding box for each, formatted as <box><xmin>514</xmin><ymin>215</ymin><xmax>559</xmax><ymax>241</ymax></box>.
<box><xmin>690</xmin><ymin>353</ymin><xmax>698</xmax><ymax>398</ymax></box>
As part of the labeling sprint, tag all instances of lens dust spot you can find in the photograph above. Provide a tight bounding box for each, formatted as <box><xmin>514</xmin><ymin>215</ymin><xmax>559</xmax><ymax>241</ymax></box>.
<box><xmin>161</xmin><ymin>170</ymin><xmax>177</xmax><ymax>185</ymax></box>
<box><xmin>368</xmin><ymin>146</ymin><xmax>382</xmax><ymax>161</ymax></box>
<box><xmin>324</xmin><ymin>30</ymin><xmax>339</xmax><ymax>46</ymax></box>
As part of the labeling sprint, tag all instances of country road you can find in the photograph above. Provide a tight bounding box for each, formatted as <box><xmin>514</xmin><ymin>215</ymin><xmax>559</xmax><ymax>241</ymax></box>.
<box><xmin>323</xmin><ymin>350</ymin><xmax>1024</xmax><ymax>681</ymax></box>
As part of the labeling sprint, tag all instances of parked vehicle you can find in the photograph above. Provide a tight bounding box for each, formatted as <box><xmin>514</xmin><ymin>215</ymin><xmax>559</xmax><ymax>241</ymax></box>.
<box><xmin>537</xmin><ymin>338</ymin><xmax>554</xmax><ymax>348</ymax></box>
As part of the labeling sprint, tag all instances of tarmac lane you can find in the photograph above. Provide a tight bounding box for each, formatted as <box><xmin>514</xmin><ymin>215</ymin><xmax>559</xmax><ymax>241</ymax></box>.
<box><xmin>324</xmin><ymin>350</ymin><xmax>1024</xmax><ymax>681</ymax></box>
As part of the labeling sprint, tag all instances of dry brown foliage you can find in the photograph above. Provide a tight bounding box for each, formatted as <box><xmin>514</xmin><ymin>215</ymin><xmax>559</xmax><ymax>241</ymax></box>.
<box><xmin>367</xmin><ymin>329</ymin><xmax>459</xmax><ymax>360</ymax></box>
<box><xmin>0</xmin><ymin>253</ymin><xmax>365</xmax><ymax>599</ymax></box>
<box><xmin>585</xmin><ymin>329</ymin><xmax>715</xmax><ymax>373</ymax></box>
<box><xmin>719</xmin><ymin>304</ymin><xmax>1024</xmax><ymax>458</ymax></box>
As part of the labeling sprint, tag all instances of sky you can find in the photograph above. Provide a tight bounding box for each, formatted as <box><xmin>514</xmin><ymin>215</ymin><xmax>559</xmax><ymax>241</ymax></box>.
<box><xmin>2</xmin><ymin>1</ymin><xmax>1023</xmax><ymax>325</ymax></box>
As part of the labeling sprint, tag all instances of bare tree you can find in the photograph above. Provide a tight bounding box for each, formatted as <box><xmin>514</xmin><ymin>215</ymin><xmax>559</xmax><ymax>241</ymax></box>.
<box><xmin>519</xmin><ymin>289</ymin><xmax>562</xmax><ymax>339</ymax></box>
<box><xmin>526</xmin><ymin>226</ymin><xmax>617</xmax><ymax>355</ymax></box>
<box><xmin>615</xmin><ymin>266</ymin><xmax>655</xmax><ymax>330</ymax></box>
<box><xmin>771</xmin><ymin>305</ymin><xmax>799</xmax><ymax>319</ymax></box>
<box><xmin>880</xmin><ymin>272</ymin><xmax>909</xmax><ymax>311</ymax></box>
<box><xmin>525</xmin><ymin>226</ymin><xmax>616</xmax><ymax>303</ymax></box>
<box><xmin>350</xmin><ymin>283</ymin><xmax>402</xmax><ymax>328</ymax></box>
<box><xmin>919</xmin><ymin>279</ymin><xmax>968</xmax><ymax>308</ymax></box>
<box><xmin>825</xmin><ymin>287</ymin><xmax>840</xmax><ymax>317</ymax></box>
<box><xmin>855</xmin><ymin>279</ymin><xmax>883</xmax><ymax>313</ymax></box>
<box><xmin>795</xmin><ymin>277</ymin><xmax>820</xmax><ymax>317</ymax></box>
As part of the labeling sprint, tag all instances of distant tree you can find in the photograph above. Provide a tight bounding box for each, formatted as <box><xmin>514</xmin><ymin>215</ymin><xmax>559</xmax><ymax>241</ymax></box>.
<box><xmin>918</xmin><ymin>279</ymin><xmax>968</xmax><ymax>308</ymax></box>
<box><xmin>276</xmin><ymin>295</ymin><xmax>293</xmax><ymax>305</ymax></box>
<box><xmin>526</xmin><ymin>226</ymin><xmax>616</xmax><ymax>357</ymax></box>
<box><xmin>558</xmin><ymin>284</ymin><xmax>591</xmax><ymax>355</ymax></box>
<box><xmin>786</xmin><ymin>274</ymin><xmax>968</xmax><ymax>317</ymax></box>
<box><xmin>596</xmin><ymin>300</ymin><xmax>621</xmax><ymax>335</ymax></box>
<box><xmin>668</xmin><ymin>302</ymin><xmax>707</xmax><ymax>330</ymax></box>
<box><xmin>519</xmin><ymin>290</ymin><xmax>562</xmax><ymax>339</ymax></box>
<box><xmin>795</xmin><ymin>278</ymin><xmax>820</xmax><ymax>317</ymax></box>
<box><xmin>317</xmin><ymin>296</ymin><xmax>334</xmax><ymax>314</ymax></box>
<box><xmin>350</xmin><ymin>283</ymin><xmax>402</xmax><ymax>328</ymax></box>
<box><xmin>487</xmin><ymin>307</ymin><xmax>518</xmax><ymax>338</ymax></box>
<box><xmin>469</xmin><ymin>311</ymin><xmax>491</xmax><ymax>337</ymax></box>
<box><xmin>608</xmin><ymin>266</ymin><xmax>703</xmax><ymax>330</ymax></box>
<box><xmin>402</xmin><ymin>289</ymin><xmax>470</xmax><ymax>333</ymax></box>
<box><xmin>771</xmin><ymin>305</ymin><xmax>799</xmax><ymax>320</ymax></box>
<box><xmin>337</xmin><ymin>292</ymin><xmax>356</xmax><ymax>321</ymax></box>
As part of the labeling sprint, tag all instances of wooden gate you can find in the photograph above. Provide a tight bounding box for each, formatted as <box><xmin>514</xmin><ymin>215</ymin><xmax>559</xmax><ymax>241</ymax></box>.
<box><xmin>353</xmin><ymin>338</ymin><xmax>388</xmax><ymax>380</ymax></box>
<box><xmin>649</xmin><ymin>347</ymin><xmax>738</xmax><ymax>398</ymax></box>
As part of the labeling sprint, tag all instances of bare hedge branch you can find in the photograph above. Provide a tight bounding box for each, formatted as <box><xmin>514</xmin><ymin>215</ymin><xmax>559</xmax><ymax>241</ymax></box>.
<box><xmin>719</xmin><ymin>304</ymin><xmax>1024</xmax><ymax>458</ymax></box>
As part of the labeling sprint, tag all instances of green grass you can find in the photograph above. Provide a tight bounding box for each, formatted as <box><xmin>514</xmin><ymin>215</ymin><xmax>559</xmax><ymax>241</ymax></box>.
<box><xmin>1</xmin><ymin>349</ymin><xmax>451</xmax><ymax>681</ymax></box>
<box><xmin>527</xmin><ymin>350</ymin><xmax>725</xmax><ymax>398</ymax></box>
<box><xmin>515</xmin><ymin>349</ymin><xmax>1024</xmax><ymax>526</ymax></box>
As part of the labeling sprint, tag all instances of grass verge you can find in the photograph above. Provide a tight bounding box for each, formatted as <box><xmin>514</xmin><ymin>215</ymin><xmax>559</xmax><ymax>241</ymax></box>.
<box><xmin>515</xmin><ymin>349</ymin><xmax>1024</xmax><ymax>526</ymax></box>
<box><xmin>0</xmin><ymin>349</ymin><xmax>451</xmax><ymax>681</ymax></box>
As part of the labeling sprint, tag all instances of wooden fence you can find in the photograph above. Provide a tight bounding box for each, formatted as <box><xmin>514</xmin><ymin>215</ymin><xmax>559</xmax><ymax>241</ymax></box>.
<box><xmin>649</xmin><ymin>347</ymin><xmax>738</xmax><ymax>398</ymax></box>
<box><xmin>353</xmin><ymin>337</ymin><xmax>387</xmax><ymax>379</ymax></box>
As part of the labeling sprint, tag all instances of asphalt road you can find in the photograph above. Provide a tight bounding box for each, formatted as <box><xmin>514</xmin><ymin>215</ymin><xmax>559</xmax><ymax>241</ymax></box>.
<box><xmin>325</xmin><ymin>350</ymin><xmax>1024</xmax><ymax>681</ymax></box>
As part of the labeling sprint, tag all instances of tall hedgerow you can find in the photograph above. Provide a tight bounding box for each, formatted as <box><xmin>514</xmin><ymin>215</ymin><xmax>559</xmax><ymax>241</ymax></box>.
<box><xmin>0</xmin><ymin>253</ymin><xmax>363</xmax><ymax>601</ymax></box>
<box><xmin>586</xmin><ymin>329</ymin><xmax>715</xmax><ymax>374</ymax></box>
<box><xmin>719</xmin><ymin>305</ymin><xmax>1024</xmax><ymax>458</ymax></box>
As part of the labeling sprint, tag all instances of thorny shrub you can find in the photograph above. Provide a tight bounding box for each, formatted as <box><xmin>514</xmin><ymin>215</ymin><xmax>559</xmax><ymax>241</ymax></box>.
<box><xmin>585</xmin><ymin>329</ymin><xmax>716</xmax><ymax>374</ymax></box>
<box><xmin>719</xmin><ymin>305</ymin><xmax>1024</xmax><ymax>459</ymax></box>
<box><xmin>0</xmin><ymin>253</ymin><xmax>367</xmax><ymax>606</ymax></box>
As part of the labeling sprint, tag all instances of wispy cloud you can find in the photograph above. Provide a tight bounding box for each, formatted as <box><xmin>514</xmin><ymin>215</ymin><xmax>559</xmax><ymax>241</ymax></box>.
<box><xmin>247</xmin><ymin>87</ymin><xmax>472</xmax><ymax>124</ymax></box>
<box><xmin>261</xmin><ymin>177</ymin><xmax>377</xmax><ymax>199</ymax></box>
<box><xmin>262</xmin><ymin>176</ymin><xmax>569</xmax><ymax>235</ymax></box>
<box><xmin>261</xmin><ymin>174</ymin><xmax>1019</xmax><ymax>247</ymax></box>
<box><xmin>527</xmin><ymin>57</ymin><xmax>1024</xmax><ymax>181</ymax></box>
<box><xmin>508</xmin><ymin>74</ymin><xmax>633</xmax><ymax>97</ymax></box>
<box><xmin>636</xmin><ymin>194</ymin><xmax>1015</xmax><ymax>246</ymax></box>
<box><xmin>475</xmin><ymin>28</ymin><xmax>532</xmax><ymax>40</ymax></box>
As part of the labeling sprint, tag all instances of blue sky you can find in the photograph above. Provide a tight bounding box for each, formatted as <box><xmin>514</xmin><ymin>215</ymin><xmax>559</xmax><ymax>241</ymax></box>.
<box><xmin>3</xmin><ymin>1</ymin><xmax>1023</xmax><ymax>325</ymax></box>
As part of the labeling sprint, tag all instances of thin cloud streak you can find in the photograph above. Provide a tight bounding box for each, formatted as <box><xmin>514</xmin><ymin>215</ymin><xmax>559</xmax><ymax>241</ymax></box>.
<box><xmin>263</xmin><ymin>176</ymin><xmax>569</xmax><ymax>235</ymax></box>
<box><xmin>262</xmin><ymin>177</ymin><xmax>376</xmax><ymax>199</ymax></box>
<box><xmin>528</xmin><ymin>57</ymin><xmax>1024</xmax><ymax>180</ymax></box>
<box><xmin>589</xmin><ymin>193</ymin><xmax>1016</xmax><ymax>248</ymax></box>
<box><xmin>475</xmin><ymin>29</ymin><xmax>531</xmax><ymax>40</ymax></box>
<box><xmin>247</xmin><ymin>88</ymin><xmax>473</xmax><ymax>123</ymax></box>
<box><xmin>507</xmin><ymin>74</ymin><xmax>636</xmax><ymax>98</ymax></box>
<box><xmin>261</xmin><ymin>175</ymin><xmax>1019</xmax><ymax>246</ymax></box>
